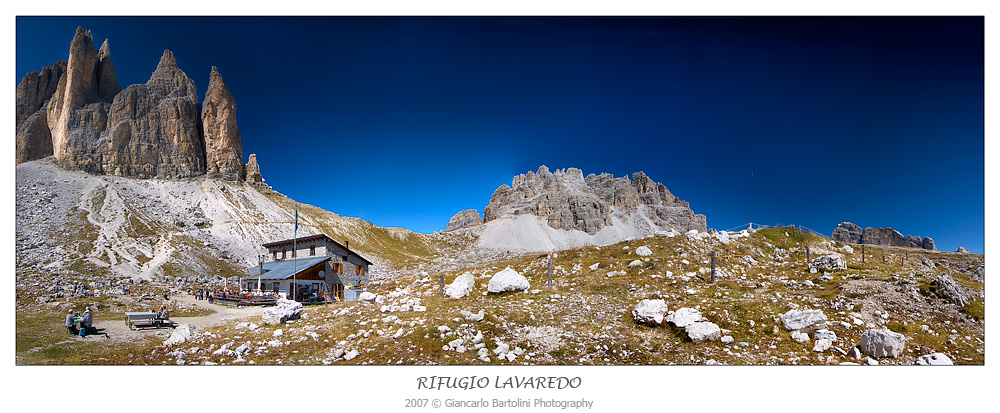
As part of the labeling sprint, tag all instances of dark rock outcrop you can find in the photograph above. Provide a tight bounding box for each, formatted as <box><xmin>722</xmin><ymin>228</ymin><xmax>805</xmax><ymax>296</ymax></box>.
<box><xmin>831</xmin><ymin>222</ymin><xmax>936</xmax><ymax>250</ymax></box>
<box><xmin>482</xmin><ymin>166</ymin><xmax>706</xmax><ymax>235</ymax></box>
<box><xmin>201</xmin><ymin>66</ymin><xmax>244</xmax><ymax>181</ymax></box>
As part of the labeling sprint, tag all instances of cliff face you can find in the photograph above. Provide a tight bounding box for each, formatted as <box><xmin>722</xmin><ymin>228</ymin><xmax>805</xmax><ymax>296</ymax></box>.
<box><xmin>15</xmin><ymin>26</ymin><xmax>245</xmax><ymax>182</ymax></box>
<box><xmin>482</xmin><ymin>166</ymin><xmax>706</xmax><ymax>235</ymax></box>
<box><xmin>832</xmin><ymin>222</ymin><xmax>936</xmax><ymax>251</ymax></box>
<box><xmin>103</xmin><ymin>50</ymin><xmax>204</xmax><ymax>178</ymax></box>
<box><xmin>201</xmin><ymin>66</ymin><xmax>244</xmax><ymax>181</ymax></box>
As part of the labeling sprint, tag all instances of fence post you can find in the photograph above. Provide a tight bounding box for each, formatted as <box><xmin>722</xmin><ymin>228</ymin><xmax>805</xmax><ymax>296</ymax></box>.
<box><xmin>710</xmin><ymin>251</ymin><xmax>717</xmax><ymax>283</ymax></box>
<box><xmin>806</xmin><ymin>246</ymin><xmax>810</xmax><ymax>261</ymax></box>
<box><xmin>547</xmin><ymin>254</ymin><xmax>553</xmax><ymax>288</ymax></box>
<box><xmin>440</xmin><ymin>273</ymin><xmax>445</xmax><ymax>295</ymax></box>
<box><xmin>862</xmin><ymin>244</ymin><xmax>866</xmax><ymax>264</ymax></box>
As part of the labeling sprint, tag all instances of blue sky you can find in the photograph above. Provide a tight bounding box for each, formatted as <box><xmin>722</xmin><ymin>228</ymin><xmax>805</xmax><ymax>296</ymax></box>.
<box><xmin>15</xmin><ymin>16</ymin><xmax>985</xmax><ymax>253</ymax></box>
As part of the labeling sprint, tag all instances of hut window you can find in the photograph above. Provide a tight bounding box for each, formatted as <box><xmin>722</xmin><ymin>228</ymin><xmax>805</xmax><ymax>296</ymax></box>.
<box><xmin>333</xmin><ymin>263</ymin><xmax>342</xmax><ymax>273</ymax></box>
<box><xmin>310</xmin><ymin>245</ymin><xmax>316</xmax><ymax>256</ymax></box>
<box><xmin>356</xmin><ymin>265</ymin><xmax>365</xmax><ymax>275</ymax></box>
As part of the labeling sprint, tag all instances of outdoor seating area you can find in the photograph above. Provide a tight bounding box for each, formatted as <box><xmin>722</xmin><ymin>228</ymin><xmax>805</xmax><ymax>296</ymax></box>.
<box><xmin>208</xmin><ymin>291</ymin><xmax>280</xmax><ymax>307</ymax></box>
<box><xmin>124</xmin><ymin>311</ymin><xmax>169</xmax><ymax>330</ymax></box>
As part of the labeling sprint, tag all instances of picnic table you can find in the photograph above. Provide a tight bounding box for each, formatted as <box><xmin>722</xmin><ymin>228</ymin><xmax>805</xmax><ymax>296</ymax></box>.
<box><xmin>124</xmin><ymin>311</ymin><xmax>168</xmax><ymax>330</ymax></box>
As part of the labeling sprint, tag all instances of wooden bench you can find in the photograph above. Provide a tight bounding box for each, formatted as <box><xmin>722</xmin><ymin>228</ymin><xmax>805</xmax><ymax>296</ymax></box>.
<box><xmin>124</xmin><ymin>312</ymin><xmax>167</xmax><ymax>330</ymax></box>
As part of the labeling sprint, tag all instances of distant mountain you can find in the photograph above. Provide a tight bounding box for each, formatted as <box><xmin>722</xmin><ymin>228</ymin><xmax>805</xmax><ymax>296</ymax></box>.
<box><xmin>445</xmin><ymin>166</ymin><xmax>707</xmax><ymax>252</ymax></box>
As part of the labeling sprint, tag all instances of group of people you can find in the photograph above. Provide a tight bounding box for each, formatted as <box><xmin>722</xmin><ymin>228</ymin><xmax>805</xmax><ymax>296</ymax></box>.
<box><xmin>64</xmin><ymin>307</ymin><xmax>92</xmax><ymax>337</ymax></box>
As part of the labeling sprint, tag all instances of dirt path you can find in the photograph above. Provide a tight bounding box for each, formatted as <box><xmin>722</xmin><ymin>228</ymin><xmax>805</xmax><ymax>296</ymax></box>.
<box><xmin>93</xmin><ymin>293</ymin><xmax>265</xmax><ymax>340</ymax></box>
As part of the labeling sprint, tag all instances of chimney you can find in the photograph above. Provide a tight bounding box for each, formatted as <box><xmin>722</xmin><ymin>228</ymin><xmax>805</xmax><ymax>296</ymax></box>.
<box><xmin>344</xmin><ymin>240</ymin><xmax>349</xmax><ymax>250</ymax></box>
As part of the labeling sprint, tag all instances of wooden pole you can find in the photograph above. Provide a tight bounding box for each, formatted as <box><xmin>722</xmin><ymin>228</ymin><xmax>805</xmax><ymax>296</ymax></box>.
<box><xmin>806</xmin><ymin>246</ymin><xmax>810</xmax><ymax>261</ymax></box>
<box><xmin>440</xmin><ymin>273</ymin><xmax>445</xmax><ymax>295</ymax></box>
<box><xmin>710</xmin><ymin>251</ymin><xmax>717</xmax><ymax>283</ymax></box>
<box><xmin>547</xmin><ymin>255</ymin><xmax>553</xmax><ymax>288</ymax></box>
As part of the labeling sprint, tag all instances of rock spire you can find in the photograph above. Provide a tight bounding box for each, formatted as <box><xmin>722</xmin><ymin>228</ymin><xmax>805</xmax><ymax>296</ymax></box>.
<box><xmin>15</xmin><ymin>26</ymin><xmax>249</xmax><ymax>182</ymax></box>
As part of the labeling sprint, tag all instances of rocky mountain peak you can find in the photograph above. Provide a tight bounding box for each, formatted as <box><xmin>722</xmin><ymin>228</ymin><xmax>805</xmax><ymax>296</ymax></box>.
<box><xmin>473</xmin><ymin>166</ymin><xmax>706</xmax><ymax>251</ymax></box>
<box><xmin>202</xmin><ymin>66</ymin><xmax>244</xmax><ymax>181</ymax></box>
<box><xmin>831</xmin><ymin>222</ymin><xmax>936</xmax><ymax>251</ymax></box>
<box><xmin>15</xmin><ymin>27</ymin><xmax>249</xmax><ymax>182</ymax></box>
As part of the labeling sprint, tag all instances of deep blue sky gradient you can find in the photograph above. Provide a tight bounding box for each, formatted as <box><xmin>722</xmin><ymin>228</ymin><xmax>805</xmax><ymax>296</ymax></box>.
<box><xmin>15</xmin><ymin>17</ymin><xmax>985</xmax><ymax>253</ymax></box>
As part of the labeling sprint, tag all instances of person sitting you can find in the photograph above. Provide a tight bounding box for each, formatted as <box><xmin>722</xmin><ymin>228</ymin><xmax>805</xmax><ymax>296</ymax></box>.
<box><xmin>80</xmin><ymin>307</ymin><xmax>93</xmax><ymax>337</ymax></box>
<box><xmin>157</xmin><ymin>306</ymin><xmax>170</xmax><ymax>326</ymax></box>
<box><xmin>65</xmin><ymin>309</ymin><xmax>77</xmax><ymax>335</ymax></box>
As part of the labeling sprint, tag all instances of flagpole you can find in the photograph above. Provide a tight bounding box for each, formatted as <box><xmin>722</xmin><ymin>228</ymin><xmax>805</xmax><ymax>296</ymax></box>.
<box><xmin>293</xmin><ymin>203</ymin><xmax>298</xmax><ymax>301</ymax></box>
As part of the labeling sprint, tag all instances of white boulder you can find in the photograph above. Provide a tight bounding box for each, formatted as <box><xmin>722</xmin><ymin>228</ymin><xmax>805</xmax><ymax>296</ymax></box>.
<box><xmin>809</xmin><ymin>255</ymin><xmax>846</xmax><ymax>272</ymax></box>
<box><xmin>445</xmin><ymin>273</ymin><xmax>476</xmax><ymax>299</ymax></box>
<box><xmin>461</xmin><ymin>309</ymin><xmax>485</xmax><ymax>322</ymax></box>
<box><xmin>686</xmin><ymin>321</ymin><xmax>721</xmax><ymax>343</ymax></box>
<box><xmin>262</xmin><ymin>299</ymin><xmax>303</xmax><ymax>325</ymax></box>
<box><xmin>635</xmin><ymin>246</ymin><xmax>653</xmax><ymax>256</ymax></box>
<box><xmin>163</xmin><ymin>324</ymin><xmax>197</xmax><ymax>346</ymax></box>
<box><xmin>913</xmin><ymin>352</ymin><xmax>954</xmax><ymax>365</ymax></box>
<box><xmin>780</xmin><ymin>309</ymin><xmax>828</xmax><ymax>332</ymax></box>
<box><xmin>358</xmin><ymin>292</ymin><xmax>377</xmax><ymax>302</ymax></box>
<box><xmin>858</xmin><ymin>328</ymin><xmax>906</xmax><ymax>358</ymax></box>
<box><xmin>632</xmin><ymin>299</ymin><xmax>670</xmax><ymax>325</ymax></box>
<box><xmin>666</xmin><ymin>307</ymin><xmax>705</xmax><ymax>328</ymax></box>
<box><xmin>487</xmin><ymin>267</ymin><xmax>530</xmax><ymax>294</ymax></box>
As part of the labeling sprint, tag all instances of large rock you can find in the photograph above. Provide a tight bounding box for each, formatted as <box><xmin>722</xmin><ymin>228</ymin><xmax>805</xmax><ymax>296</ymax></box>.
<box><xmin>487</xmin><ymin>267</ymin><xmax>530</xmax><ymax>294</ymax></box>
<box><xmin>262</xmin><ymin>298</ymin><xmax>303</xmax><ymax>325</ymax></box>
<box><xmin>632</xmin><ymin>299</ymin><xmax>669</xmax><ymax>325</ymax></box>
<box><xmin>102</xmin><ymin>49</ymin><xmax>204</xmax><ymax>178</ymax></box>
<box><xmin>163</xmin><ymin>323</ymin><xmax>198</xmax><ymax>346</ymax></box>
<box><xmin>445</xmin><ymin>209</ymin><xmax>483</xmax><ymax>232</ymax></box>
<box><xmin>780</xmin><ymin>309</ymin><xmax>828</xmax><ymax>332</ymax></box>
<box><xmin>685</xmin><ymin>321</ymin><xmax>721</xmax><ymax>343</ymax></box>
<box><xmin>482</xmin><ymin>166</ymin><xmax>706</xmax><ymax>235</ymax></box>
<box><xmin>955</xmin><ymin>246</ymin><xmax>970</xmax><ymax>253</ymax></box>
<box><xmin>913</xmin><ymin>352</ymin><xmax>954</xmax><ymax>365</ymax></box>
<box><xmin>809</xmin><ymin>255</ymin><xmax>846</xmax><ymax>272</ymax></box>
<box><xmin>858</xmin><ymin>328</ymin><xmax>906</xmax><ymax>358</ymax></box>
<box><xmin>831</xmin><ymin>222</ymin><xmax>864</xmax><ymax>244</ymax></box>
<box><xmin>931</xmin><ymin>274</ymin><xmax>969</xmax><ymax>307</ymax></box>
<box><xmin>201</xmin><ymin>66</ymin><xmax>244</xmax><ymax>181</ymax></box>
<box><xmin>444</xmin><ymin>272</ymin><xmax>476</xmax><ymax>299</ymax></box>
<box><xmin>666</xmin><ymin>307</ymin><xmax>705</xmax><ymax>328</ymax></box>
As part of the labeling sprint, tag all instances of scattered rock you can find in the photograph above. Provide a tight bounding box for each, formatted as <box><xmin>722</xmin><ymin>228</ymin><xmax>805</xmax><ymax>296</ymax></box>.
<box><xmin>163</xmin><ymin>324</ymin><xmax>197</xmax><ymax>346</ymax></box>
<box><xmin>780</xmin><ymin>309</ymin><xmax>828</xmax><ymax>333</ymax></box>
<box><xmin>635</xmin><ymin>246</ymin><xmax>653</xmax><ymax>256</ymax></box>
<box><xmin>858</xmin><ymin>328</ymin><xmax>906</xmax><ymax>358</ymax></box>
<box><xmin>954</xmin><ymin>246</ymin><xmax>970</xmax><ymax>254</ymax></box>
<box><xmin>686</xmin><ymin>321</ymin><xmax>721</xmax><ymax>343</ymax></box>
<box><xmin>913</xmin><ymin>352</ymin><xmax>954</xmax><ymax>365</ymax></box>
<box><xmin>632</xmin><ymin>299</ymin><xmax>669</xmax><ymax>325</ymax></box>
<box><xmin>262</xmin><ymin>299</ymin><xmax>303</xmax><ymax>325</ymax></box>
<box><xmin>931</xmin><ymin>274</ymin><xmax>969</xmax><ymax>307</ymax></box>
<box><xmin>666</xmin><ymin>307</ymin><xmax>705</xmax><ymax>328</ymax></box>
